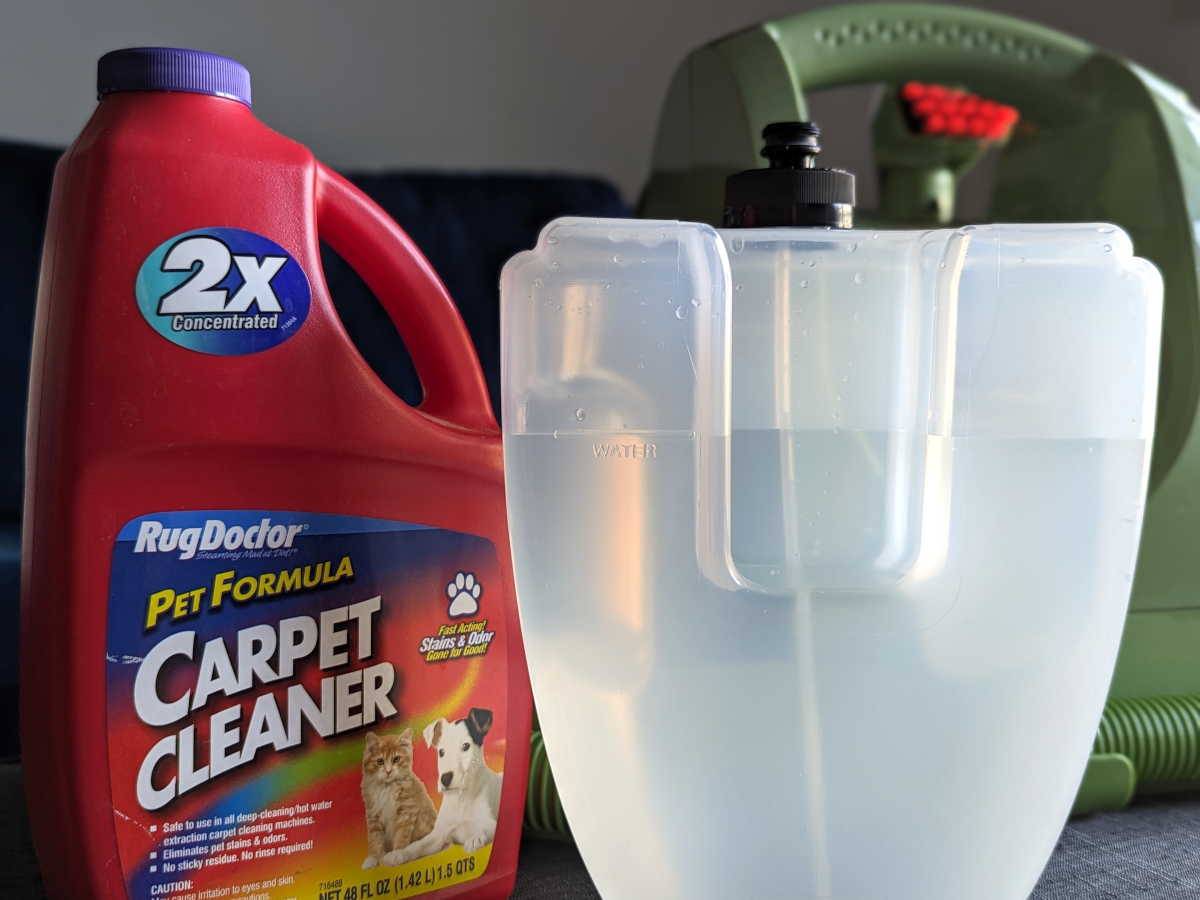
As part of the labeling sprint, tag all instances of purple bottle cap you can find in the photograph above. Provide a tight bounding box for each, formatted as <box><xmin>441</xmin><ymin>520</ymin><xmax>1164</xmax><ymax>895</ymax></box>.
<box><xmin>97</xmin><ymin>48</ymin><xmax>251</xmax><ymax>108</ymax></box>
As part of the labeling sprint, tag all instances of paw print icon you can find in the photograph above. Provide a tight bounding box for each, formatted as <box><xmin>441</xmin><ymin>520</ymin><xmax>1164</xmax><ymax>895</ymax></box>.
<box><xmin>447</xmin><ymin>572</ymin><xmax>481</xmax><ymax>618</ymax></box>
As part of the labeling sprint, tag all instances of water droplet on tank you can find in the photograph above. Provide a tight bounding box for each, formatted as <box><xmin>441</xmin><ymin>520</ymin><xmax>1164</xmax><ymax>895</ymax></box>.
<box><xmin>730</xmin><ymin>237</ymin><xmax>744</xmax><ymax>252</ymax></box>
<box><xmin>809</xmin><ymin>260</ymin><xmax>816</xmax><ymax>267</ymax></box>
<box><xmin>614</xmin><ymin>254</ymin><xmax>622</xmax><ymax>263</ymax></box>
<box><xmin>1104</xmin><ymin>244</ymin><xmax>1112</xmax><ymax>252</ymax></box>
<box><xmin>575</xmin><ymin>408</ymin><xmax>586</xmax><ymax>421</ymax></box>
<box><xmin>847</xmin><ymin>242</ymin><xmax>857</xmax><ymax>252</ymax></box>
<box><xmin>802</xmin><ymin>328</ymin><xmax>810</xmax><ymax>337</ymax></box>
<box><xmin>691</xmin><ymin>298</ymin><xmax>701</xmax><ymax>307</ymax></box>
<box><xmin>735</xmin><ymin>283</ymin><xmax>744</xmax><ymax>292</ymax></box>
<box><xmin>836</xmin><ymin>395</ymin><xmax>843</xmax><ymax>401</ymax></box>
<box><xmin>547</xmin><ymin>235</ymin><xmax>559</xmax><ymax>244</ymax></box>
<box><xmin>800</xmin><ymin>279</ymin><xmax>809</xmax><ymax>288</ymax></box>
<box><xmin>832</xmin><ymin>427</ymin><xmax>840</xmax><ymax>434</ymax></box>
<box><xmin>853</xmin><ymin>312</ymin><xmax>860</xmax><ymax>322</ymax></box>
<box><xmin>770</xmin><ymin>569</ymin><xmax>780</xmax><ymax>576</ymax></box>
<box><xmin>534</xmin><ymin>277</ymin><xmax>544</xmax><ymax>287</ymax></box>
<box><xmin>854</xmin><ymin>272</ymin><xmax>866</xmax><ymax>284</ymax></box>
<box><xmin>675</xmin><ymin>306</ymin><xmax>689</xmax><ymax>319</ymax></box>
<box><xmin>1088</xmin><ymin>446</ymin><xmax>1094</xmax><ymax>453</ymax></box>
<box><xmin>667</xmin><ymin>297</ymin><xmax>675</xmax><ymax>304</ymax></box>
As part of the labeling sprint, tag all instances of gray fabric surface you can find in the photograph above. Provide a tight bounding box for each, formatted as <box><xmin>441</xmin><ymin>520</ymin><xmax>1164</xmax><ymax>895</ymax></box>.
<box><xmin>509</xmin><ymin>839</ymin><xmax>600</xmax><ymax>900</ymax></box>
<box><xmin>5</xmin><ymin>759</ymin><xmax>1199</xmax><ymax>899</ymax></box>
<box><xmin>0</xmin><ymin>762</ymin><xmax>45</xmax><ymax>899</ymax></box>
<box><xmin>1031</xmin><ymin>794</ymin><xmax>1200</xmax><ymax>899</ymax></box>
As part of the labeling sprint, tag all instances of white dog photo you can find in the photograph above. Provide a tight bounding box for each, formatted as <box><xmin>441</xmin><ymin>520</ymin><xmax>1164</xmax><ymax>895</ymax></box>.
<box><xmin>382</xmin><ymin>708</ymin><xmax>502</xmax><ymax>866</ymax></box>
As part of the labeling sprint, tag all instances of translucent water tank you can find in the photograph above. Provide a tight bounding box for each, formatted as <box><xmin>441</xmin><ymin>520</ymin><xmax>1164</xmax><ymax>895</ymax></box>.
<box><xmin>501</xmin><ymin>218</ymin><xmax>1161</xmax><ymax>900</ymax></box>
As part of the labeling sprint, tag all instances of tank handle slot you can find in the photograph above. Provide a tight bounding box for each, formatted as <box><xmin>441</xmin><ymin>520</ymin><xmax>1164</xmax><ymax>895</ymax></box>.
<box><xmin>695</xmin><ymin>228</ymin><xmax>970</xmax><ymax>596</ymax></box>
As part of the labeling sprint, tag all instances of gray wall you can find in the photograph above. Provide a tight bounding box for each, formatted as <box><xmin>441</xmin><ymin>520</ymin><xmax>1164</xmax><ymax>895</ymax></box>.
<box><xmin>2</xmin><ymin>0</ymin><xmax>1198</xmax><ymax>200</ymax></box>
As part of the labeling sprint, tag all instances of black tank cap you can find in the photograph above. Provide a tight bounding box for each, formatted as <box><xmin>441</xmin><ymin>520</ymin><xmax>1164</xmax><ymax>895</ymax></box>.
<box><xmin>723</xmin><ymin>122</ymin><xmax>855</xmax><ymax>229</ymax></box>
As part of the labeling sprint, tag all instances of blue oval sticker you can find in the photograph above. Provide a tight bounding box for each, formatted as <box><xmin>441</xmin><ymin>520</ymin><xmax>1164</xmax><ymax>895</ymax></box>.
<box><xmin>136</xmin><ymin>227</ymin><xmax>311</xmax><ymax>355</ymax></box>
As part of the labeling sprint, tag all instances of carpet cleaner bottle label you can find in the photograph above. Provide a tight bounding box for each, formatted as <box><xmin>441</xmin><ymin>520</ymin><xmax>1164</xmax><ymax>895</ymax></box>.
<box><xmin>106</xmin><ymin>511</ymin><xmax>508</xmax><ymax>900</ymax></box>
<box><xmin>135</xmin><ymin>228</ymin><xmax>311</xmax><ymax>354</ymax></box>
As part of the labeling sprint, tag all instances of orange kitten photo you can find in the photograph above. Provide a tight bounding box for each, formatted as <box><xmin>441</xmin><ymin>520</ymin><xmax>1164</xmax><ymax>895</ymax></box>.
<box><xmin>361</xmin><ymin>729</ymin><xmax>438</xmax><ymax>869</ymax></box>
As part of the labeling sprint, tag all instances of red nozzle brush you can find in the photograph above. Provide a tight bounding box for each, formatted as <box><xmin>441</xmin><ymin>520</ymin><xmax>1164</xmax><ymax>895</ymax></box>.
<box><xmin>900</xmin><ymin>82</ymin><xmax>1020</xmax><ymax>142</ymax></box>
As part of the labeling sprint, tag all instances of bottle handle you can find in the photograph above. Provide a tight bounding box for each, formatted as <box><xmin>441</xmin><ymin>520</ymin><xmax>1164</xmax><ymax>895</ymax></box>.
<box><xmin>315</xmin><ymin>163</ymin><xmax>497</xmax><ymax>432</ymax></box>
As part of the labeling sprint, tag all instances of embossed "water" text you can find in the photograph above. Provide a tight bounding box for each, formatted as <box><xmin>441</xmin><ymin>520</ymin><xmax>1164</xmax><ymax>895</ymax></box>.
<box><xmin>592</xmin><ymin>443</ymin><xmax>656</xmax><ymax>459</ymax></box>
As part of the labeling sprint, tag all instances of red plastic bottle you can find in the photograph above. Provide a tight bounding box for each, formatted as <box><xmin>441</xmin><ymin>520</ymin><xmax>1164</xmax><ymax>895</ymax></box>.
<box><xmin>22</xmin><ymin>48</ymin><xmax>530</xmax><ymax>900</ymax></box>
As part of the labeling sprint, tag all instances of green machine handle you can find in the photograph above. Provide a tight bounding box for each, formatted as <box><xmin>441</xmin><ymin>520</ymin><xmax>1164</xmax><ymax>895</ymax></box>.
<box><xmin>633</xmin><ymin>3</ymin><xmax>1200</xmax><ymax>817</ymax></box>
<box><xmin>757</xmin><ymin>10</ymin><xmax>1092</xmax><ymax>225</ymax></box>
<box><xmin>642</xmin><ymin>5</ymin><xmax>1090</xmax><ymax>223</ymax></box>
<box><xmin>643</xmin><ymin>2</ymin><xmax>1200</xmax><ymax>490</ymax></box>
